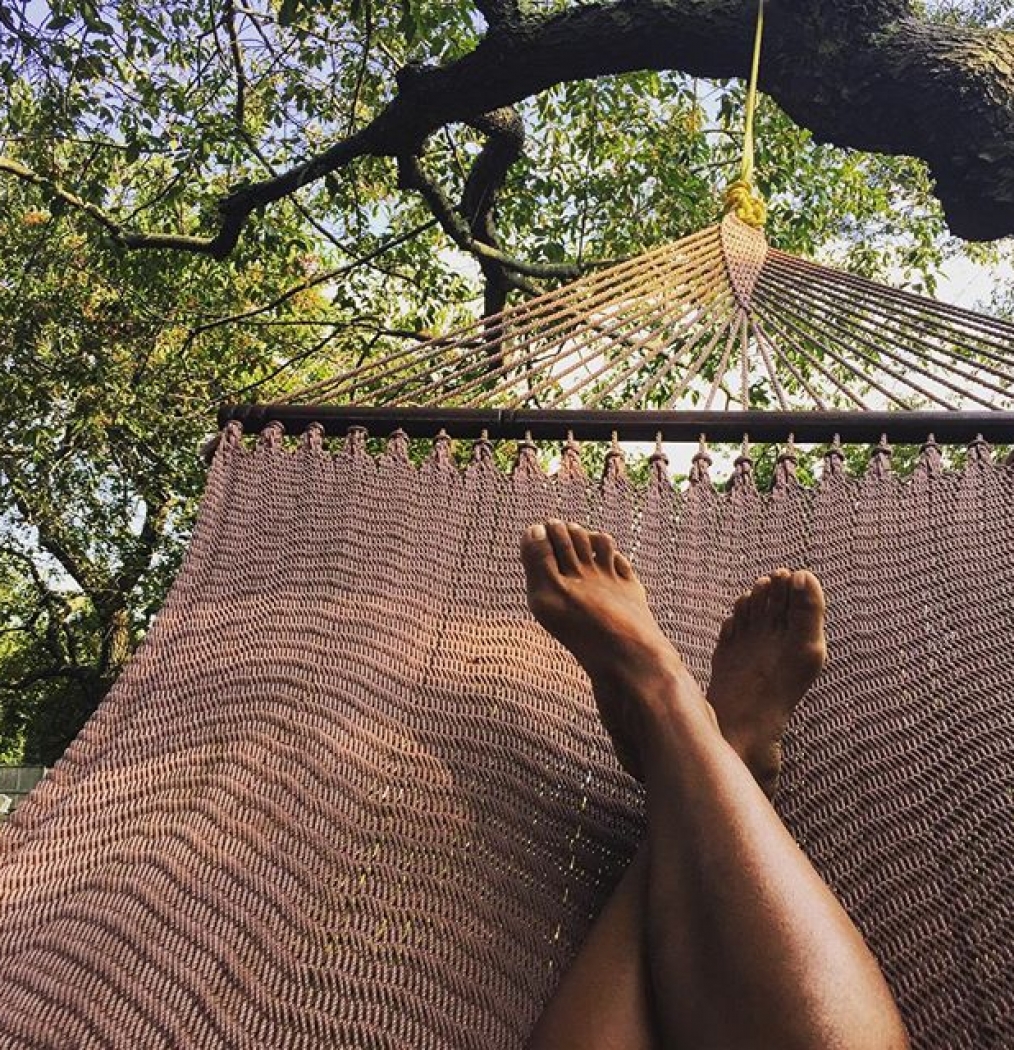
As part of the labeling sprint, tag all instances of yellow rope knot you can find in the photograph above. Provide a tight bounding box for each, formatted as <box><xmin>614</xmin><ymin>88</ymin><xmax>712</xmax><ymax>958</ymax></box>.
<box><xmin>724</xmin><ymin>179</ymin><xmax>767</xmax><ymax>228</ymax></box>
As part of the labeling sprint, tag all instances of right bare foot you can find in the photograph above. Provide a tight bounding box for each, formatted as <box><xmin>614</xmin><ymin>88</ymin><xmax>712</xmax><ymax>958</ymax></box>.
<box><xmin>708</xmin><ymin>570</ymin><xmax>827</xmax><ymax>796</ymax></box>
<box><xmin>520</xmin><ymin>520</ymin><xmax>708</xmax><ymax>778</ymax></box>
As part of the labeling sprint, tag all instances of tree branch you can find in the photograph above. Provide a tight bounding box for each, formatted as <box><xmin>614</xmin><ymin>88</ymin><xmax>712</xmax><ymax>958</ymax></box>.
<box><xmin>7</xmin><ymin>0</ymin><xmax>1013</xmax><ymax>249</ymax></box>
<box><xmin>397</xmin><ymin>151</ymin><xmax>579</xmax><ymax>281</ymax></box>
<box><xmin>0</xmin><ymin>156</ymin><xmax>227</xmax><ymax>253</ymax></box>
<box><xmin>0</xmin><ymin>458</ymin><xmax>110</xmax><ymax>601</ymax></box>
<box><xmin>182</xmin><ymin>217</ymin><xmax>438</xmax><ymax>352</ymax></box>
<box><xmin>0</xmin><ymin>156</ymin><xmax>127</xmax><ymax>239</ymax></box>
<box><xmin>0</xmin><ymin>549</ymin><xmax>79</xmax><ymax>669</ymax></box>
<box><xmin>0</xmin><ymin>666</ymin><xmax>98</xmax><ymax>694</ymax></box>
<box><xmin>112</xmin><ymin>496</ymin><xmax>173</xmax><ymax>598</ymax></box>
<box><xmin>461</xmin><ymin>107</ymin><xmax>530</xmax><ymax>314</ymax></box>
<box><xmin>473</xmin><ymin>0</ymin><xmax>522</xmax><ymax>30</ymax></box>
<box><xmin>222</xmin><ymin>0</ymin><xmax>248</xmax><ymax>130</ymax></box>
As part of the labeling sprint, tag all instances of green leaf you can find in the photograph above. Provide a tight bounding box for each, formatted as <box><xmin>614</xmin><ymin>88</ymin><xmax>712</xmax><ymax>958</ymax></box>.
<box><xmin>398</xmin><ymin>0</ymin><xmax>417</xmax><ymax>42</ymax></box>
<box><xmin>278</xmin><ymin>0</ymin><xmax>302</xmax><ymax>27</ymax></box>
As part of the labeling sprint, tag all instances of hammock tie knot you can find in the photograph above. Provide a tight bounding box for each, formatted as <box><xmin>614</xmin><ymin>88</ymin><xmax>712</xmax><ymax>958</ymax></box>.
<box><xmin>724</xmin><ymin>179</ymin><xmax>767</xmax><ymax>228</ymax></box>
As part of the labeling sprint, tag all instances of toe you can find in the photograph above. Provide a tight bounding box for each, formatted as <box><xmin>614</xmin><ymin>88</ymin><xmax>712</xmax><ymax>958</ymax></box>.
<box><xmin>520</xmin><ymin>523</ymin><xmax>559</xmax><ymax>585</ymax></box>
<box><xmin>568</xmin><ymin>522</ymin><xmax>595</xmax><ymax>565</ymax></box>
<box><xmin>589</xmin><ymin>531</ymin><xmax>617</xmax><ymax>571</ymax></box>
<box><xmin>718</xmin><ymin>616</ymin><xmax>736</xmax><ymax>643</ymax></box>
<box><xmin>752</xmin><ymin>576</ymin><xmax>772</xmax><ymax>619</ymax></box>
<box><xmin>546</xmin><ymin>518</ymin><xmax>581</xmax><ymax>575</ymax></box>
<box><xmin>769</xmin><ymin>569</ymin><xmax>793</xmax><ymax>624</ymax></box>
<box><xmin>614</xmin><ymin>552</ymin><xmax>635</xmax><ymax>580</ymax></box>
<box><xmin>733</xmin><ymin>594</ymin><xmax>752</xmax><ymax>627</ymax></box>
<box><xmin>789</xmin><ymin>570</ymin><xmax>825</xmax><ymax>608</ymax></box>
<box><xmin>787</xmin><ymin>571</ymin><xmax>826</xmax><ymax>638</ymax></box>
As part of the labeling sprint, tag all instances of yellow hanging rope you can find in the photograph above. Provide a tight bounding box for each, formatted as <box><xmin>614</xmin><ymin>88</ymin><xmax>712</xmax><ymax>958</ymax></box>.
<box><xmin>724</xmin><ymin>0</ymin><xmax>768</xmax><ymax>228</ymax></box>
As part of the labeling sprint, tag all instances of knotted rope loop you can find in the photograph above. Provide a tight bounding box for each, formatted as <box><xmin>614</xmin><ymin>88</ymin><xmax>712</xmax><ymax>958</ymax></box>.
<box><xmin>723</xmin><ymin>0</ymin><xmax>767</xmax><ymax>228</ymax></box>
<box><xmin>724</xmin><ymin>179</ymin><xmax>768</xmax><ymax>229</ymax></box>
<box><xmin>343</xmin><ymin>425</ymin><xmax>368</xmax><ymax>458</ymax></box>
<box><xmin>512</xmin><ymin>434</ymin><xmax>543</xmax><ymax>480</ymax></box>
<box><xmin>967</xmin><ymin>434</ymin><xmax>993</xmax><ymax>465</ymax></box>
<box><xmin>690</xmin><ymin>436</ymin><xmax>714</xmax><ymax>486</ymax></box>
<box><xmin>470</xmin><ymin>430</ymin><xmax>494</xmax><ymax>466</ymax></box>
<box><xmin>429</xmin><ymin>429</ymin><xmax>455</xmax><ymax>470</ymax></box>
<box><xmin>302</xmin><ymin>422</ymin><xmax>325</xmax><ymax>452</ymax></box>
<box><xmin>731</xmin><ymin>441</ymin><xmax>757</xmax><ymax>492</ymax></box>
<box><xmin>222</xmin><ymin>420</ymin><xmax>244</xmax><ymax>448</ymax></box>
<box><xmin>259</xmin><ymin>421</ymin><xmax>285</xmax><ymax>450</ymax></box>
<box><xmin>916</xmin><ymin>435</ymin><xmax>943</xmax><ymax>477</ymax></box>
<box><xmin>649</xmin><ymin>432</ymin><xmax>669</xmax><ymax>469</ymax></box>
<box><xmin>559</xmin><ymin>433</ymin><xmax>585</xmax><ymax>480</ymax></box>
<box><xmin>822</xmin><ymin>434</ymin><xmax>846</xmax><ymax>479</ymax></box>
<box><xmin>385</xmin><ymin>428</ymin><xmax>411</xmax><ymax>462</ymax></box>
<box><xmin>868</xmin><ymin>435</ymin><xmax>894</xmax><ymax>479</ymax></box>
<box><xmin>604</xmin><ymin>444</ymin><xmax>627</xmax><ymax>483</ymax></box>
<box><xmin>775</xmin><ymin>437</ymin><xmax>799</xmax><ymax>489</ymax></box>
<box><xmin>202</xmin><ymin>420</ymin><xmax>244</xmax><ymax>464</ymax></box>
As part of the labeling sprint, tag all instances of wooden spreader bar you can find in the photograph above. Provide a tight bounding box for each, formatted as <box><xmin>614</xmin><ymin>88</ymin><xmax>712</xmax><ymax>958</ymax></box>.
<box><xmin>219</xmin><ymin>405</ymin><xmax>1014</xmax><ymax>446</ymax></box>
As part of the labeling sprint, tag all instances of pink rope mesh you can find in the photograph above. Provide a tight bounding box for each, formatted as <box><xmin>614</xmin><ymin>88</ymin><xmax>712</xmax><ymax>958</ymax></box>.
<box><xmin>1</xmin><ymin>427</ymin><xmax>1013</xmax><ymax>1048</ymax></box>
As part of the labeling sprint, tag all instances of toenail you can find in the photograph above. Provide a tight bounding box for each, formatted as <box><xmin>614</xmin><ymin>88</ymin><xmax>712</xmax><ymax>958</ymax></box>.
<box><xmin>531</xmin><ymin>523</ymin><xmax>547</xmax><ymax>541</ymax></box>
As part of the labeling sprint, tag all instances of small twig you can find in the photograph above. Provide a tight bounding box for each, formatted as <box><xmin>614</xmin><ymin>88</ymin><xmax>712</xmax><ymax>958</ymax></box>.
<box><xmin>223</xmin><ymin>0</ymin><xmax>248</xmax><ymax>130</ymax></box>
<box><xmin>183</xmin><ymin>218</ymin><xmax>438</xmax><ymax>348</ymax></box>
<box><xmin>346</xmin><ymin>0</ymin><xmax>374</xmax><ymax>138</ymax></box>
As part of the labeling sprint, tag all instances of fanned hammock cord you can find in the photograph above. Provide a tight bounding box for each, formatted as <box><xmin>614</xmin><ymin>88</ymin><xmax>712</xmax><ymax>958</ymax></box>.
<box><xmin>269</xmin><ymin>214</ymin><xmax>1014</xmax><ymax>423</ymax></box>
<box><xmin>2</xmin><ymin>425</ymin><xmax>1014</xmax><ymax>1049</ymax></box>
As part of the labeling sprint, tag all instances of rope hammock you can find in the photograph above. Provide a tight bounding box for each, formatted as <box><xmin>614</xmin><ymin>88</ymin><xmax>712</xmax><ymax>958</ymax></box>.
<box><xmin>2</xmin><ymin>436</ymin><xmax>1013</xmax><ymax>1049</ymax></box>
<box><xmin>3</xmin><ymin>2</ymin><xmax>1014</xmax><ymax>1047</ymax></box>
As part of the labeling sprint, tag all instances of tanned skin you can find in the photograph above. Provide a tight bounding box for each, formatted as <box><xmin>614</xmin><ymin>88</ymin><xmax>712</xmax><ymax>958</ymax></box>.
<box><xmin>521</xmin><ymin>520</ymin><xmax>909</xmax><ymax>1050</ymax></box>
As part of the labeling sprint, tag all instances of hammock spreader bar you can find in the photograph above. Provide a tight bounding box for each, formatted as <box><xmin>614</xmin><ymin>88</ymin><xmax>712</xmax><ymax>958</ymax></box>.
<box><xmin>218</xmin><ymin>404</ymin><xmax>1014</xmax><ymax>445</ymax></box>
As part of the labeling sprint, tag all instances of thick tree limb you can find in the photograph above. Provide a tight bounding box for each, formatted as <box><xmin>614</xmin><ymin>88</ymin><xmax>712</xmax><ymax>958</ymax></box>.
<box><xmin>473</xmin><ymin>0</ymin><xmax>522</xmax><ymax>30</ymax></box>
<box><xmin>763</xmin><ymin>2</ymin><xmax>1014</xmax><ymax>238</ymax></box>
<box><xmin>203</xmin><ymin>2</ymin><xmax>1014</xmax><ymax>246</ymax></box>
<box><xmin>462</xmin><ymin>107</ymin><xmax>532</xmax><ymax>351</ymax></box>
<box><xmin>460</xmin><ymin>107</ymin><xmax>531</xmax><ymax>314</ymax></box>
<box><xmin>112</xmin><ymin>496</ymin><xmax>173</xmax><ymax>598</ymax></box>
<box><xmin>7</xmin><ymin>1</ymin><xmax>1014</xmax><ymax>248</ymax></box>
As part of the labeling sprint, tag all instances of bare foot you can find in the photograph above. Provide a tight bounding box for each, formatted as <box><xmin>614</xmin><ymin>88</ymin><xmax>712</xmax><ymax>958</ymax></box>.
<box><xmin>521</xmin><ymin>520</ymin><xmax>706</xmax><ymax>778</ymax></box>
<box><xmin>708</xmin><ymin>570</ymin><xmax>827</xmax><ymax>796</ymax></box>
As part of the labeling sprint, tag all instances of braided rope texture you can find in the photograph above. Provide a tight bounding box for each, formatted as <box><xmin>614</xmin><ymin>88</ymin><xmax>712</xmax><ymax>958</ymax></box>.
<box><xmin>1</xmin><ymin>426</ymin><xmax>1013</xmax><ymax>1048</ymax></box>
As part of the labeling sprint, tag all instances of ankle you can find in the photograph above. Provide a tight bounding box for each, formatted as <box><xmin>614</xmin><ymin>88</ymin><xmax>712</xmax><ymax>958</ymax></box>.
<box><xmin>636</xmin><ymin>668</ymin><xmax>720</xmax><ymax>752</ymax></box>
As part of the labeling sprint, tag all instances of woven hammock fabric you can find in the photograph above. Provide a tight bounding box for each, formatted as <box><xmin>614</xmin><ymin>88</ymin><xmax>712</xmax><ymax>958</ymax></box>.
<box><xmin>1</xmin><ymin>424</ymin><xmax>1013</xmax><ymax>1049</ymax></box>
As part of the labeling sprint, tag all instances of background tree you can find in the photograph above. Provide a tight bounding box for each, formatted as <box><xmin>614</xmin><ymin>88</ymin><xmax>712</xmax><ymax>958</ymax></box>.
<box><xmin>1</xmin><ymin>0</ymin><xmax>1011</xmax><ymax>761</ymax></box>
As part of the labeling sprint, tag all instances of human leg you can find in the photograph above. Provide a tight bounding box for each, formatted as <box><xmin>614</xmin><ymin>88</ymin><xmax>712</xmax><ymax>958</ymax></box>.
<box><xmin>522</xmin><ymin>521</ymin><xmax>908</xmax><ymax>1050</ymax></box>
<box><xmin>524</xmin><ymin>530</ymin><xmax>821</xmax><ymax>1050</ymax></box>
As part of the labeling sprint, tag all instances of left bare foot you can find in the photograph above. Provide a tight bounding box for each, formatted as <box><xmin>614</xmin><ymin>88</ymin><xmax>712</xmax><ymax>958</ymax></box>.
<box><xmin>708</xmin><ymin>570</ymin><xmax>827</xmax><ymax>796</ymax></box>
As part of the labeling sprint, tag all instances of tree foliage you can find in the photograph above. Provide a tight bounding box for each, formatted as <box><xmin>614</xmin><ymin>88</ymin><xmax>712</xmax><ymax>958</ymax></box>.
<box><xmin>0</xmin><ymin>0</ymin><xmax>1010</xmax><ymax>760</ymax></box>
